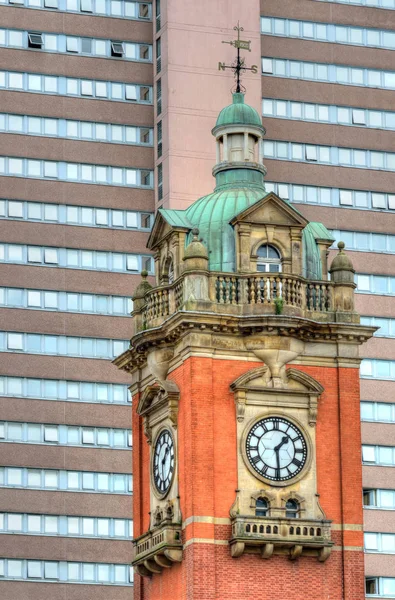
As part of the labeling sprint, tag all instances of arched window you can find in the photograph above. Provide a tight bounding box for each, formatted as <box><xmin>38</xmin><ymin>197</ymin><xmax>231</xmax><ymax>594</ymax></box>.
<box><xmin>168</xmin><ymin>260</ymin><xmax>174</xmax><ymax>284</ymax></box>
<box><xmin>257</xmin><ymin>244</ymin><xmax>282</xmax><ymax>273</ymax></box>
<box><xmin>255</xmin><ymin>497</ymin><xmax>269</xmax><ymax>517</ymax></box>
<box><xmin>162</xmin><ymin>257</ymin><xmax>174</xmax><ymax>285</ymax></box>
<box><xmin>285</xmin><ymin>499</ymin><xmax>299</xmax><ymax>519</ymax></box>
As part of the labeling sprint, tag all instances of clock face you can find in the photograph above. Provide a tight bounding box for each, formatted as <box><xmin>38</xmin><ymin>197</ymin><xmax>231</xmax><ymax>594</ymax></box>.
<box><xmin>245</xmin><ymin>417</ymin><xmax>307</xmax><ymax>482</ymax></box>
<box><xmin>153</xmin><ymin>429</ymin><xmax>175</xmax><ymax>495</ymax></box>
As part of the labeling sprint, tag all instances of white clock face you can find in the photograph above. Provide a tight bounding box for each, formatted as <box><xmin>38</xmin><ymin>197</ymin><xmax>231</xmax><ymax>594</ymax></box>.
<box><xmin>246</xmin><ymin>417</ymin><xmax>307</xmax><ymax>482</ymax></box>
<box><xmin>153</xmin><ymin>429</ymin><xmax>175</xmax><ymax>495</ymax></box>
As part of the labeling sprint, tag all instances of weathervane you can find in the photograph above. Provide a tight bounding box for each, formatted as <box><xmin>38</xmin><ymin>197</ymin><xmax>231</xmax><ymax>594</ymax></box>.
<box><xmin>218</xmin><ymin>22</ymin><xmax>258</xmax><ymax>93</ymax></box>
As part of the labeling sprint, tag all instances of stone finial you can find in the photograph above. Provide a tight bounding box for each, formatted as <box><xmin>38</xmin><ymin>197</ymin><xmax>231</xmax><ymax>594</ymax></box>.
<box><xmin>183</xmin><ymin>228</ymin><xmax>209</xmax><ymax>272</ymax></box>
<box><xmin>329</xmin><ymin>241</ymin><xmax>355</xmax><ymax>284</ymax></box>
<box><xmin>132</xmin><ymin>270</ymin><xmax>153</xmax><ymax>305</ymax></box>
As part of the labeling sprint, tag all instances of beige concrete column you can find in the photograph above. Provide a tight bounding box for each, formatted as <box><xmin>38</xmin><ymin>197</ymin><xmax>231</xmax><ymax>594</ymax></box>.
<box><xmin>223</xmin><ymin>133</ymin><xmax>229</xmax><ymax>162</ymax></box>
<box><xmin>244</xmin><ymin>132</ymin><xmax>249</xmax><ymax>161</ymax></box>
<box><xmin>216</xmin><ymin>139</ymin><xmax>221</xmax><ymax>164</ymax></box>
<box><xmin>156</xmin><ymin>0</ymin><xmax>262</xmax><ymax>210</ymax></box>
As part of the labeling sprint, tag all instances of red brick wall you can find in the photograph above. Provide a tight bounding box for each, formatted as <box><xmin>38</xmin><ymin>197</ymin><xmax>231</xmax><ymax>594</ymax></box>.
<box><xmin>133</xmin><ymin>357</ymin><xmax>364</xmax><ymax>599</ymax></box>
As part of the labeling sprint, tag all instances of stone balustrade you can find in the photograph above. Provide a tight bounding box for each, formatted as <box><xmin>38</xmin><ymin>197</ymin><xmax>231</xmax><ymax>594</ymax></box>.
<box><xmin>230</xmin><ymin>515</ymin><xmax>332</xmax><ymax>562</ymax></box>
<box><xmin>133</xmin><ymin>270</ymin><xmax>356</xmax><ymax>333</ymax></box>
<box><xmin>133</xmin><ymin>524</ymin><xmax>183</xmax><ymax>576</ymax></box>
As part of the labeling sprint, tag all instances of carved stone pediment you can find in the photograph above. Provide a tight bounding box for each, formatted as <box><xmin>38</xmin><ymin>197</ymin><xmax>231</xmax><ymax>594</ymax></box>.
<box><xmin>231</xmin><ymin>366</ymin><xmax>323</xmax><ymax>426</ymax></box>
<box><xmin>230</xmin><ymin>192</ymin><xmax>309</xmax><ymax>229</ymax></box>
<box><xmin>138</xmin><ymin>381</ymin><xmax>180</xmax><ymax>443</ymax></box>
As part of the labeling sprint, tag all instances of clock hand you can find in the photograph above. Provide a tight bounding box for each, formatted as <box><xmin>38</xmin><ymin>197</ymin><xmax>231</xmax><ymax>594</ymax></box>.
<box><xmin>161</xmin><ymin>446</ymin><xmax>170</xmax><ymax>479</ymax></box>
<box><xmin>274</xmin><ymin>435</ymin><xmax>289</xmax><ymax>452</ymax></box>
<box><xmin>275</xmin><ymin>447</ymin><xmax>280</xmax><ymax>474</ymax></box>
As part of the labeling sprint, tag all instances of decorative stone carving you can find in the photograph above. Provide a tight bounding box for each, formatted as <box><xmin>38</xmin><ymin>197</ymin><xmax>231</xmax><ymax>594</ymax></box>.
<box><xmin>229</xmin><ymin>364</ymin><xmax>331</xmax><ymax>562</ymax></box>
<box><xmin>133</xmin><ymin>524</ymin><xmax>183</xmax><ymax>576</ymax></box>
<box><xmin>147</xmin><ymin>347</ymin><xmax>175</xmax><ymax>383</ymax></box>
<box><xmin>137</xmin><ymin>380</ymin><xmax>180</xmax><ymax>439</ymax></box>
<box><xmin>243</xmin><ymin>335</ymin><xmax>304</xmax><ymax>388</ymax></box>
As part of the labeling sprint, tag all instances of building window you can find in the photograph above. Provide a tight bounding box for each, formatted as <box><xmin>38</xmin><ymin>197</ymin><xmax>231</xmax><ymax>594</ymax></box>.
<box><xmin>365</xmin><ymin>578</ymin><xmax>378</xmax><ymax>595</ymax></box>
<box><xmin>156</xmin><ymin>37</ymin><xmax>161</xmax><ymax>73</ymax></box>
<box><xmin>111</xmin><ymin>41</ymin><xmax>124</xmax><ymax>57</ymax></box>
<box><xmin>285</xmin><ymin>499</ymin><xmax>299</xmax><ymax>518</ymax></box>
<box><xmin>156</xmin><ymin>0</ymin><xmax>161</xmax><ymax>31</ymax></box>
<box><xmin>158</xmin><ymin>162</ymin><xmax>163</xmax><ymax>201</ymax></box>
<box><xmin>157</xmin><ymin>120</ymin><xmax>162</xmax><ymax>158</ymax></box>
<box><xmin>157</xmin><ymin>78</ymin><xmax>162</xmax><ymax>115</ymax></box>
<box><xmin>255</xmin><ymin>497</ymin><xmax>269</xmax><ymax>517</ymax></box>
<box><xmin>28</xmin><ymin>32</ymin><xmax>43</xmax><ymax>49</ymax></box>
<box><xmin>256</xmin><ymin>244</ymin><xmax>282</xmax><ymax>273</ymax></box>
<box><xmin>363</xmin><ymin>489</ymin><xmax>377</xmax><ymax>507</ymax></box>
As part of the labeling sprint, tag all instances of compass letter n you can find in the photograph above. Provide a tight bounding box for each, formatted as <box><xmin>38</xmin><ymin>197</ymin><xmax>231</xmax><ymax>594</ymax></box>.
<box><xmin>218</xmin><ymin>62</ymin><xmax>226</xmax><ymax>71</ymax></box>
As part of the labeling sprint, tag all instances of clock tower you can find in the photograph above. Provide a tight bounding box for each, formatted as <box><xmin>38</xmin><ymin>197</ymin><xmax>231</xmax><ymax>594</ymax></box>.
<box><xmin>114</xmin><ymin>91</ymin><xmax>375</xmax><ymax>599</ymax></box>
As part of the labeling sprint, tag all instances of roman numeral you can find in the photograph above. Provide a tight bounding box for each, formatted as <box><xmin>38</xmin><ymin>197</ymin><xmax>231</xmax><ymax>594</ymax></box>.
<box><xmin>292</xmin><ymin>458</ymin><xmax>302</xmax><ymax>468</ymax></box>
<box><xmin>251</xmin><ymin>455</ymin><xmax>261</xmax><ymax>465</ymax></box>
<box><xmin>295</xmin><ymin>448</ymin><xmax>304</xmax><ymax>454</ymax></box>
<box><xmin>261</xmin><ymin>464</ymin><xmax>268</xmax><ymax>475</ymax></box>
<box><xmin>249</xmin><ymin>444</ymin><xmax>258</xmax><ymax>451</ymax></box>
<box><xmin>275</xmin><ymin>468</ymin><xmax>280</xmax><ymax>479</ymax></box>
<box><xmin>272</xmin><ymin>420</ymin><xmax>279</xmax><ymax>430</ymax></box>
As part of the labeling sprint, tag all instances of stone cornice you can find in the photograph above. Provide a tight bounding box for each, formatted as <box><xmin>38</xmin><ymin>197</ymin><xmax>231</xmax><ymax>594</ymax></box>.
<box><xmin>113</xmin><ymin>310</ymin><xmax>376</xmax><ymax>374</ymax></box>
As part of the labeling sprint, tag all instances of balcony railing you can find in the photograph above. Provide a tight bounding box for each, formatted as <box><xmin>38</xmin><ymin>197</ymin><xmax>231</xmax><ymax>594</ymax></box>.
<box><xmin>133</xmin><ymin>524</ymin><xmax>183</xmax><ymax>576</ymax></box>
<box><xmin>230</xmin><ymin>515</ymin><xmax>332</xmax><ymax>562</ymax></box>
<box><xmin>132</xmin><ymin>267</ymin><xmax>358</xmax><ymax>333</ymax></box>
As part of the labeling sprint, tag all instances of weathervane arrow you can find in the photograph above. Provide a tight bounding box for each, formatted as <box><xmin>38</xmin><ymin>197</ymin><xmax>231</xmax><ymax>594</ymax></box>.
<box><xmin>218</xmin><ymin>22</ymin><xmax>258</xmax><ymax>93</ymax></box>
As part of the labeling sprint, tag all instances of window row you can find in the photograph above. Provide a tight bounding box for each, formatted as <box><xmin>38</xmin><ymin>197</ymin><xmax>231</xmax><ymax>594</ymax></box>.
<box><xmin>365</xmin><ymin>532</ymin><xmax>395</xmax><ymax>553</ymax></box>
<box><xmin>262</xmin><ymin>57</ymin><xmax>395</xmax><ymax>91</ymax></box>
<box><xmin>361</xmin><ymin>317</ymin><xmax>395</xmax><ymax>338</ymax></box>
<box><xmin>261</xmin><ymin>17</ymin><xmax>395</xmax><ymax>50</ymax></box>
<box><xmin>331</xmin><ymin>230</ymin><xmax>395</xmax><ymax>254</ymax></box>
<box><xmin>363</xmin><ymin>445</ymin><xmax>395</xmax><ymax>465</ymax></box>
<box><xmin>264</xmin><ymin>140</ymin><xmax>395</xmax><ymax>172</ymax></box>
<box><xmin>0</xmin><ymin>156</ymin><xmax>153</xmax><ymax>187</ymax></box>
<box><xmin>0</xmin><ymin>421</ymin><xmax>132</xmax><ymax>448</ymax></box>
<box><xmin>0</xmin><ymin>199</ymin><xmax>153</xmax><ymax>229</ymax></box>
<box><xmin>0</xmin><ymin>466</ymin><xmax>132</xmax><ymax>493</ymax></box>
<box><xmin>0</xmin><ymin>70</ymin><xmax>152</xmax><ymax>103</ymax></box>
<box><xmin>1</xmin><ymin>0</ymin><xmax>151</xmax><ymax>20</ymax></box>
<box><xmin>356</xmin><ymin>274</ymin><xmax>395</xmax><ymax>296</ymax></box>
<box><xmin>364</xmin><ymin>488</ymin><xmax>395</xmax><ymax>509</ymax></box>
<box><xmin>262</xmin><ymin>98</ymin><xmax>395</xmax><ymax>131</ymax></box>
<box><xmin>0</xmin><ymin>559</ymin><xmax>133</xmax><ymax>585</ymax></box>
<box><xmin>0</xmin><ymin>287</ymin><xmax>133</xmax><ymax>316</ymax></box>
<box><xmin>361</xmin><ymin>359</ymin><xmax>395</xmax><ymax>379</ymax></box>
<box><xmin>266</xmin><ymin>182</ymin><xmax>395</xmax><ymax>211</ymax></box>
<box><xmin>0</xmin><ymin>244</ymin><xmax>153</xmax><ymax>273</ymax></box>
<box><xmin>0</xmin><ymin>29</ymin><xmax>151</xmax><ymax>61</ymax></box>
<box><xmin>366</xmin><ymin>576</ymin><xmax>395</xmax><ymax>597</ymax></box>
<box><xmin>0</xmin><ymin>113</ymin><xmax>153</xmax><ymax>145</ymax></box>
<box><xmin>361</xmin><ymin>401</ymin><xmax>395</xmax><ymax>423</ymax></box>
<box><xmin>0</xmin><ymin>513</ymin><xmax>133</xmax><ymax>539</ymax></box>
<box><xmin>316</xmin><ymin>0</ymin><xmax>395</xmax><ymax>9</ymax></box>
<box><xmin>0</xmin><ymin>376</ymin><xmax>130</xmax><ymax>404</ymax></box>
<box><xmin>0</xmin><ymin>332</ymin><xmax>128</xmax><ymax>359</ymax></box>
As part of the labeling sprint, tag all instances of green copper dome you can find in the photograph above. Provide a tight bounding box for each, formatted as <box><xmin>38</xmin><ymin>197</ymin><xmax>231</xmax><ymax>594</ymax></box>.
<box><xmin>215</xmin><ymin>93</ymin><xmax>262</xmax><ymax>129</ymax></box>
<box><xmin>153</xmin><ymin>91</ymin><xmax>332</xmax><ymax>279</ymax></box>
<box><xmin>186</xmin><ymin>183</ymin><xmax>268</xmax><ymax>272</ymax></box>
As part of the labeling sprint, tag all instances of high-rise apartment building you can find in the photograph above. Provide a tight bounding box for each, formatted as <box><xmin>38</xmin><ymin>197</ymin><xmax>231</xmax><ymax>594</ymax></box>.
<box><xmin>0</xmin><ymin>0</ymin><xmax>156</xmax><ymax>597</ymax></box>
<box><xmin>1</xmin><ymin>0</ymin><xmax>395</xmax><ymax>597</ymax></box>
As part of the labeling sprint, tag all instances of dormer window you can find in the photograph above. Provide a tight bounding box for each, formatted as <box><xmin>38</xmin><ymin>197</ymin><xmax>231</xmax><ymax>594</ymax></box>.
<box><xmin>257</xmin><ymin>244</ymin><xmax>282</xmax><ymax>273</ymax></box>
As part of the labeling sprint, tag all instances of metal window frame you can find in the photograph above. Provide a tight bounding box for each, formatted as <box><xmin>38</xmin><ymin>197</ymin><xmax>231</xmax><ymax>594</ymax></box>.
<box><xmin>28</xmin><ymin>32</ymin><xmax>43</xmax><ymax>48</ymax></box>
